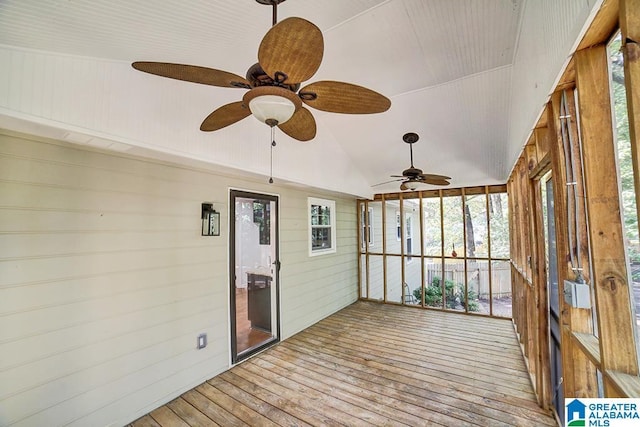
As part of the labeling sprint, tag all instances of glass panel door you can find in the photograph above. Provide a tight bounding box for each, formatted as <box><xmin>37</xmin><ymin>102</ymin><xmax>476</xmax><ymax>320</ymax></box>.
<box><xmin>230</xmin><ymin>190</ymin><xmax>279</xmax><ymax>363</ymax></box>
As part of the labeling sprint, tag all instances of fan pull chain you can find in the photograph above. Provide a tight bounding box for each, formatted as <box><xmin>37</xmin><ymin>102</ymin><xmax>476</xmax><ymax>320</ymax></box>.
<box><xmin>269</xmin><ymin>126</ymin><xmax>276</xmax><ymax>184</ymax></box>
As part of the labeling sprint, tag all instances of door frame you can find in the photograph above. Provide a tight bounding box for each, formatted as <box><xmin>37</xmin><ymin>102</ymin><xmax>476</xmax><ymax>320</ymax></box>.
<box><xmin>229</xmin><ymin>189</ymin><xmax>281</xmax><ymax>364</ymax></box>
<box><xmin>541</xmin><ymin>173</ymin><xmax>564</xmax><ymax>422</ymax></box>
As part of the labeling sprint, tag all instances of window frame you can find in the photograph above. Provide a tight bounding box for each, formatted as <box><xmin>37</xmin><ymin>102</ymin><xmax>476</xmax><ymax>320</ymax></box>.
<box><xmin>309</xmin><ymin>197</ymin><xmax>337</xmax><ymax>256</ymax></box>
<box><xmin>405</xmin><ymin>213</ymin><xmax>413</xmax><ymax>261</ymax></box>
<box><xmin>360</xmin><ymin>206</ymin><xmax>374</xmax><ymax>250</ymax></box>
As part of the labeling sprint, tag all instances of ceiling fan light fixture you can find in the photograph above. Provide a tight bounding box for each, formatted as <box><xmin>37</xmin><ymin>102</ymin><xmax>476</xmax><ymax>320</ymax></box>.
<box><xmin>249</xmin><ymin>95</ymin><xmax>295</xmax><ymax>126</ymax></box>
<box><xmin>243</xmin><ymin>86</ymin><xmax>302</xmax><ymax>127</ymax></box>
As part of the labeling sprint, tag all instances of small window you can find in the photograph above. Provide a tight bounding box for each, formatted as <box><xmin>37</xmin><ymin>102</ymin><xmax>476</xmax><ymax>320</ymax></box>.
<box><xmin>309</xmin><ymin>197</ymin><xmax>336</xmax><ymax>256</ymax></box>
<box><xmin>360</xmin><ymin>206</ymin><xmax>374</xmax><ymax>250</ymax></box>
<box><xmin>405</xmin><ymin>214</ymin><xmax>413</xmax><ymax>260</ymax></box>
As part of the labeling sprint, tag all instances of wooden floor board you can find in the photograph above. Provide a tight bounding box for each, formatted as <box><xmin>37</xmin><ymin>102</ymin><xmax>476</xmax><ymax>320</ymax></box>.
<box><xmin>295</xmin><ymin>328</ymin><xmax>536</xmax><ymax>399</ymax></box>
<box><xmin>130</xmin><ymin>301</ymin><xmax>556</xmax><ymax>427</ymax></box>
<box><xmin>310</xmin><ymin>320</ymin><xmax>531</xmax><ymax>382</ymax></box>
<box><xmin>268</xmin><ymin>345</ymin><xmax>530</xmax><ymax>427</ymax></box>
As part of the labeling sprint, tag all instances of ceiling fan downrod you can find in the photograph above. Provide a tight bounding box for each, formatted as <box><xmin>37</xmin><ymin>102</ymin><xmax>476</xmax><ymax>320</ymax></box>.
<box><xmin>403</xmin><ymin>132</ymin><xmax>419</xmax><ymax>168</ymax></box>
<box><xmin>256</xmin><ymin>0</ymin><xmax>287</xmax><ymax>26</ymax></box>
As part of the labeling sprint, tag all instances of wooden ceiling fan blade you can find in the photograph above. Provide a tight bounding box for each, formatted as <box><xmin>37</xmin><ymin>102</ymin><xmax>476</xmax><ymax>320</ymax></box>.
<box><xmin>300</xmin><ymin>81</ymin><xmax>391</xmax><ymax>114</ymax></box>
<box><xmin>372</xmin><ymin>178</ymin><xmax>403</xmax><ymax>187</ymax></box>
<box><xmin>422</xmin><ymin>178</ymin><xmax>451</xmax><ymax>186</ymax></box>
<box><xmin>200</xmin><ymin>101</ymin><xmax>251</xmax><ymax>131</ymax></box>
<box><xmin>258</xmin><ymin>17</ymin><xmax>324</xmax><ymax>84</ymax></box>
<box><xmin>132</xmin><ymin>62</ymin><xmax>250</xmax><ymax>88</ymax></box>
<box><xmin>421</xmin><ymin>173</ymin><xmax>452</xmax><ymax>181</ymax></box>
<box><xmin>277</xmin><ymin>107</ymin><xmax>316</xmax><ymax>141</ymax></box>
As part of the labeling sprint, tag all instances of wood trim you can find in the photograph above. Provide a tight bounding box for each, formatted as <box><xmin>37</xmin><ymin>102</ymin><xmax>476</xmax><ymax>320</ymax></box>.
<box><xmin>357</xmin><ymin>201</ymin><xmax>363</xmax><ymax>298</ymax></box>
<box><xmin>486</xmin><ymin>186</ymin><xmax>494</xmax><ymax>316</ymax></box>
<box><xmin>419</xmin><ymin>192</ymin><xmax>425</xmax><ymax>308</ymax></box>
<box><xmin>370</xmin><ymin>185</ymin><xmax>507</xmax><ymax>201</ymax></box>
<box><xmin>577</xmin><ymin>0</ymin><xmax>620</xmax><ymax>50</ymax></box>
<box><xmin>575</xmin><ymin>45</ymin><xmax>639</xmax><ymax>382</ymax></box>
<box><xmin>439</xmin><ymin>189</ymin><xmax>445</xmax><ymax>310</ymax></box>
<box><xmin>606</xmin><ymin>370</ymin><xmax>640</xmax><ymax>397</ymax></box>
<box><xmin>461</xmin><ymin>188</ymin><xmax>468</xmax><ymax>313</ymax></box>
<box><xmin>621</xmin><ymin>0</ymin><xmax>640</xmax><ymax>243</ymax></box>
<box><xmin>382</xmin><ymin>195</ymin><xmax>388</xmax><ymax>302</ymax></box>
<box><xmin>572</xmin><ymin>332</ymin><xmax>601</xmax><ymax>367</ymax></box>
<box><xmin>533</xmin><ymin>178</ymin><xmax>552</xmax><ymax>409</ymax></box>
<box><xmin>366</xmin><ymin>201</ymin><xmax>371</xmax><ymax>299</ymax></box>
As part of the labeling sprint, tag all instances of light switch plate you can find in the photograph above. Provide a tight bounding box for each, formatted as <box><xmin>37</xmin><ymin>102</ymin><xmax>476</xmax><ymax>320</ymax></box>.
<box><xmin>197</xmin><ymin>333</ymin><xmax>207</xmax><ymax>349</ymax></box>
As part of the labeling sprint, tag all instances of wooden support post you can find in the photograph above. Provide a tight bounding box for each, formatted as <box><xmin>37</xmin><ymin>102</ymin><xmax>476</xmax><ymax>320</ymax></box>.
<box><xmin>533</xmin><ymin>174</ymin><xmax>552</xmax><ymax>408</ymax></box>
<box><xmin>439</xmin><ymin>190</ymin><xmax>445</xmax><ymax>310</ymax></box>
<box><xmin>399</xmin><ymin>194</ymin><xmax>405</xmax><ymax>304</ymax></box>
<box><xmin>575</xmin><ymin>45</ymin><xmax>639</xmax><ymax>394</ymax></box>
<box><xmin>621</xmin><ymin>0</ymin><xmax>640</xmax><ymax>230</ymax></box>
<box><xmin>382</xmin><ymin>195</ymin><xmax>388</xmax><ymax>303</ymax></box>
<box><xmin>548</xmin><ymin>92</ymin><xmax>598</xmax><ymax>399</ymax></box>
<box><xmin>358</xmin><ymin>201</ymin><xmax>364</xmax><ymax>299</ymax></box>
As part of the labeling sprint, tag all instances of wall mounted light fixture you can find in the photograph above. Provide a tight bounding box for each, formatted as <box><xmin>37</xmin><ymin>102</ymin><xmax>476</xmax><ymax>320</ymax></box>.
<box><xmin>201</xmin><ymin>203</ymin><xmax>220</xmax><ymax>236</ymax></box>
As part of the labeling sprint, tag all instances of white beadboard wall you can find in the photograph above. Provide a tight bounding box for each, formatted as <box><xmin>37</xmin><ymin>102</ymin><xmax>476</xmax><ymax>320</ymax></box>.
<box><xmin>0</xmin><ymin>130</ymin><xmax>358</xmax><ymax>427</ymax></box>
<box><xmin>507</xmin><ymin>0</ymin><xmax>602</xmax><ymax>168</ymax></box>
<box><xmin>0</xmin><ymin>45</ymin><xmax>373</xmax><ymax>198</ymax></box>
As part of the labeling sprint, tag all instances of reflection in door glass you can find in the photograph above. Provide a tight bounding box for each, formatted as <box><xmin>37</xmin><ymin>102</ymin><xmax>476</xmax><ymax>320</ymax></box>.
<box><xmin>233</xmin><ymin>194</ymin><xmax>278</xmax><ymax>362</ymax></box>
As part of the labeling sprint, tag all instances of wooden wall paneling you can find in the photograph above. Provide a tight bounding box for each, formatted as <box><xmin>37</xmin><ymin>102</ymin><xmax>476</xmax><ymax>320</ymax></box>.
<box><xmin>521</xmin><ymin>158</ymin><xmax>533</xmax><ymax>280</ymax></box>
<box><xmin>548</xmin><ymin>94</ymin><xmax>580</xmax><ymax>399</ymax></box>
<box><xmin>507</xmin><ymin>180</ymin><xmax>515</xmax><ymax>321</ymax></box>
<box><xmin>533</xmin><ymin>177</ymin><xmax>552</xmax><ymax>409</ymax></box>
<box><xmin>577</xmin><ymin>0</ymin><xmax>620</xmax><ymax>50</ymax></box>
<box><xmin>575</xmin><ymin>45</ymin><xmax>639</xmax><ymax>394</ymax></box>
<box><xmin>556</xmin><ymin>59</ymin><xmax>576</xmax><ymax>92</ymax></box>
<box><xmin>526</xmin><ymin>139</ymin><xmax>539</xmax><ymax>173</ymax></box>
<box><xmin>530</xmin><ymin>128</ymin><xmax>552</xmax><ymax>179</ymax></box>
<box><xmin>551</xmin><ymin>91</ymin><xmax>600</xmax><ymax>398</ymax></box>
<box><xmin>485</xmin><ymin>186</ymin><xmax>494</xmax><ymax>316</ymax></box>
<box><xmin>521</xmin><ymin>159</ymin><xmax>534</xmax><ymax>359</ymax></box>
<box><xmin>525</xmin><ymin>165</ymin><xmax>540</xmax><ymax>397</ymax></box>
<box><xmin>564</xmin><ymin>88</ymin><xmax>592</xmax><ymax>285</ymax></box>
<box><xmin>509</xmin><ymin>177</ymin><xmax>524</xmax><ymax>337</ymax></box>
<box><xmin>621</xmin><ymin>0</ymin><xmax>640</xmax><ymax>230</ymax></box>
<box><xmin>535</xmin><ymin>126</ymin><xmax>551</xmax><ymax>163</ymax></box>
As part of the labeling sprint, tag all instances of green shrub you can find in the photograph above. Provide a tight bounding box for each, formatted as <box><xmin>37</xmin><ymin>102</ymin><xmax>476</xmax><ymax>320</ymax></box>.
<box><xmin>413</xmin><ymin>276</ymin><xmax>480</xmax><ymax>312</ymax></box>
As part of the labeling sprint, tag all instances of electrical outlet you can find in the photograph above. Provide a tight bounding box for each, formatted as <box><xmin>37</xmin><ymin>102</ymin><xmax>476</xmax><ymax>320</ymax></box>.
<box><xmin>197</xmin><ymin>333</ymin><xmax>207</xmax><ymax>349</ymax></box>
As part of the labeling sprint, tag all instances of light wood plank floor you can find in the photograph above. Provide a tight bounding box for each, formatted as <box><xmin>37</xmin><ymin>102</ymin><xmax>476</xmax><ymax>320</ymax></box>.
<box><xmin>236</xmin><ymin>288</ymin><xmax>273</xmax><ymax>353</ymax></box>
<box><xmin>130</xmin><ymin>301</ymin><xmax>556</xmax><ymax>426</ymax></box>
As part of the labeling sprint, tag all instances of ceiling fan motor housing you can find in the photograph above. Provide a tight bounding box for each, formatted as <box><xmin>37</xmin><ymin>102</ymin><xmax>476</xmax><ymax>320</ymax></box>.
<box><xmin>246</xmin><ymin>63</ymin><xmax>300</xmax><ymax>92</ymax></box>
<box><xmin>403</xmin><ymin>132</ymin><xmax>419</xmax><ymax>144</ymax></box>
<box><xmin>402</xmin><ymin>167</ymin><xmax>423</xmax><ymax>177</ymax></box>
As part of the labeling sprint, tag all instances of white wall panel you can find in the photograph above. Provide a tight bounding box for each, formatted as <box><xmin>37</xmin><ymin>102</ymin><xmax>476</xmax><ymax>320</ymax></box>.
<box><xmin>0</xmin><ymin>130</ymin><xmax>358</xmax><ymax>427</ymax></box>
<box><xmin>507</xmin><ymin>0</ymin><xmax>601</xmax><ymax>168</ymax></box>
<box><xmin>0</xmin><ymin>45</ymin><xmax>374</xmax><ymax>197</ymax></box>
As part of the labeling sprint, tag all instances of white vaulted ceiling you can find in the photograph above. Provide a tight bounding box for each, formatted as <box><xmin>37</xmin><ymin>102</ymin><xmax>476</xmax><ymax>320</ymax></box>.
<box><xmin>0</xmin><ymin>0</ymin><xmax>602</xmax><ymax>197</ymax></box>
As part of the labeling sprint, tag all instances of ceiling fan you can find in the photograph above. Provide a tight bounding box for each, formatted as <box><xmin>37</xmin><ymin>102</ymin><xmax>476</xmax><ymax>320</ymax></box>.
<box><xmin>374</xmin><ymin>132</ymin><xmax>451</xmax><ymax>191</ymax></box>
<box><xmin>131</xmin><ymin>0</ymin><xmax>391</xmax><ymax>142</ymax></box>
